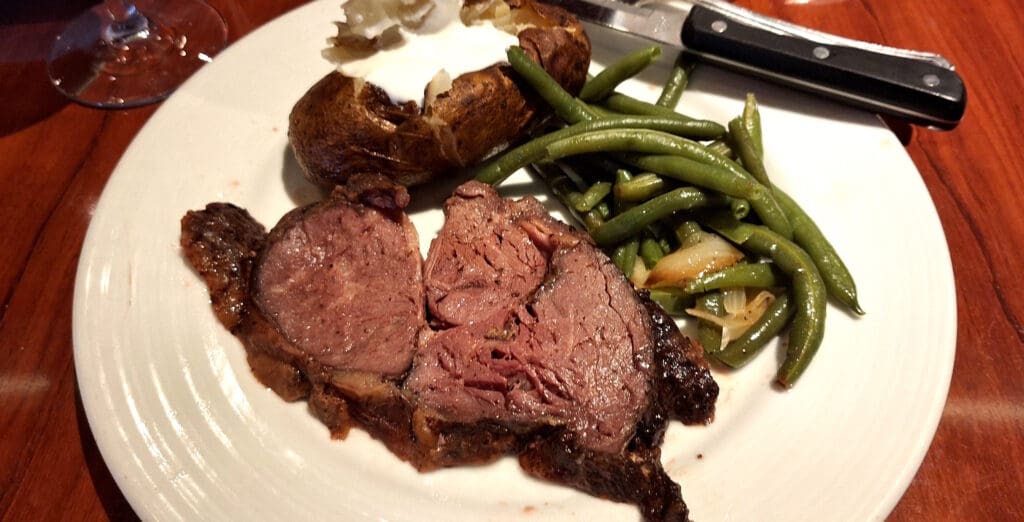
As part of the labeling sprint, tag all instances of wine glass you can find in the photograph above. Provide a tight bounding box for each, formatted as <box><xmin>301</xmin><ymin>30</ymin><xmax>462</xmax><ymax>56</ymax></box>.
<box><xmin>47</xmin><ymin>0</ymin><xmax>229</xmax><ymax>108</ymax></box>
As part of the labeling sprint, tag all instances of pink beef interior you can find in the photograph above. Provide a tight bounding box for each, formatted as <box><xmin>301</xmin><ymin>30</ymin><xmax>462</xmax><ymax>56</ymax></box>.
<box><xmin>254</xmin><ymin>193</ymin><xmax>424</xmax><ymax>378</ymax></box>
<box><xmin>422</xmin><ymin>182</ymin><xmax>548</xmax><ymax>327</ymax></box>
<box><xmin>408</xmin><ymin>182</ymin><xmax>654</xmax><ymax>453</ymax></box>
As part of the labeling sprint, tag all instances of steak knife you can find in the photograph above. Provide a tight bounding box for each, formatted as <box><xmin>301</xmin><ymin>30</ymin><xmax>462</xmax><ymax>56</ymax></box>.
<box><xmin>543</xmin><ymin>0</ymin><xmax>966</xmax><ymax>129</ymax></box>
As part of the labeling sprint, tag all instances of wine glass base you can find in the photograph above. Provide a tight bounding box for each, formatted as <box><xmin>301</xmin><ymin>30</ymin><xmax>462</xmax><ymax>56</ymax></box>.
<box><xmin>48</xmin><ymin>0</ymin><xmax>228</xmax><ymax>109</ymax></box>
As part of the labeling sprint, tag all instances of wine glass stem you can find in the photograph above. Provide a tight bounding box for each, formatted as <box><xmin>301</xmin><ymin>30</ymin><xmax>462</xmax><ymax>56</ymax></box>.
<box><xmin>103</xmin><ymin>0</ymin><xmax>150</xmax><ymax>44</ymax></box>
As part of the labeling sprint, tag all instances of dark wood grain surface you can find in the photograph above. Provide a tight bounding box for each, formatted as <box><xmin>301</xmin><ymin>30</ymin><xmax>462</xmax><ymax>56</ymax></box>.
<box><xmin>1</xmin><ymin>0</ymin><xmax>1021</xmax><ymax>520</ymax></box>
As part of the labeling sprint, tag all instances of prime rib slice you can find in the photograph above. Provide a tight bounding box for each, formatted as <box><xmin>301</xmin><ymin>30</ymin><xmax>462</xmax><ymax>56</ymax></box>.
<box><xmin>180</xmin><ymin>180</ymin><xmax>718</xmax><ymax>521</ymax></box>
<box><xmin>409</xmin><ymin>182</ymin><xmax>717</xmax><ymax>519</ymax></box>
<box><xmin>252</xmin><ymin>184</ymin><xmax>423</xmax><ymax>378</ymax></box>
<box><xmin>411</xmin><ymin>182</ymin><xmax>658</xmax><ymax>452</ymax></box>
<box><xmin>181</xmin><ymin>184</ymin><xmax>433</xmax><ymax>464</ymax></box>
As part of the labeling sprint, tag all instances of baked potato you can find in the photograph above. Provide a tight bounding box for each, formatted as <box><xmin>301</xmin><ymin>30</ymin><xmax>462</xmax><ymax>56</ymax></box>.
<box><xmin>288</xmin><ymin>0</ymin><xmax>591</xmax><ymax>188</ymax></box>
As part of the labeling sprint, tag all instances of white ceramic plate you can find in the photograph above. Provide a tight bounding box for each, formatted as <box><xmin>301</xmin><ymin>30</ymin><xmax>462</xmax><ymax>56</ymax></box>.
<box><xmin>73</xmin><ymin>2</ymin><xmax>956</xmax><ymax>520</ymax></box>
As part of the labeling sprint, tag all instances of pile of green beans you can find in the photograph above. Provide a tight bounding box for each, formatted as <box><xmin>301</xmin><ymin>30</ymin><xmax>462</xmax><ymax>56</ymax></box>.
<box><xmin>474</xmin><ymin>45</ymin><xmax>863</xmax><ymax>387</ymax></box>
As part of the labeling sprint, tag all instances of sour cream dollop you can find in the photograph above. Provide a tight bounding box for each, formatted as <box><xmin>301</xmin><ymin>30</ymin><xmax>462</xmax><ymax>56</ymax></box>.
<box><xmin>330</xmin><ymin>0</ymin><xmax>519</xmax><ymax>106</ymax></box>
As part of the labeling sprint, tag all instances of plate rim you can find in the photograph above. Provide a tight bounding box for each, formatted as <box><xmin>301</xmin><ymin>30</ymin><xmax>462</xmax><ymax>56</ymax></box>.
<box><xmin>72</xmin><ymin>1</ymin><xmax>958</xmax><ymax>520</ymax></box>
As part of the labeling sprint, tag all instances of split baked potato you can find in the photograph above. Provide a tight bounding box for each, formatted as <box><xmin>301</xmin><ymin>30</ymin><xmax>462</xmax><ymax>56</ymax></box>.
<box><xmin>288</xmin><ymin>0</ymin><xmax>591</xmax><ymax>188</ymax></box>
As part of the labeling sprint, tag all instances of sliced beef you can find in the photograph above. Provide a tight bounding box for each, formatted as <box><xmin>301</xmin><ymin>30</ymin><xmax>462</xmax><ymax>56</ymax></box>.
<box><xmin>518</xmin><ymin>295</ymin><xmax>716</xmax><ymax>521</ymax></box>
<box><xmin>406</xmin><ymin>182</ymin><xmax>717</xmax><ymax>519</ymax></box>
<box><xmin>181</xmin><ymin>180</ymin><xmax>718</xmax><ymax>522</ymax></box>
<box><xmin>253</xmin><ymin>187</ymin><xmax>423</xmax><ymax>378</ymax></box>
<box><xmin>421</xmin><ymin>182</ymin><xmax>549</xmax><ymax>327</ymax></box>
<box><xmin>410</xmin><ymin>193</ymin><xmax>653</xmax><ymax>453</ymax></box>
<box><xmin>180</xmin><ymin>203</ymin><xmax>310</xmax><ymax>401</ymax></box>
<box><xmin>643</xmin><ymin>294</ymin><xmax>719</xmax><ymax>428</ymax></box>
<box><xmin>519</xmin><ymin>435</ymin><xmax>688</xmax><ymax>521</ymax></box>
<box><xmin>344</xmin><ymin>172</ymin><xmax>411</xmax><ymax>211</ymax></box>
<box><xmin>181</xmin><ymin>188</ymin><xmax>428</xmax><ymax>462</ymax></box>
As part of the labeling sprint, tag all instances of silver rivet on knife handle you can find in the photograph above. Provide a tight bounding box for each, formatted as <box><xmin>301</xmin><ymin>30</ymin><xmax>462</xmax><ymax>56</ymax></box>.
<box><xmin>690</xmin><ymin>0</ymin><xmax>956</xmax><ymax>70</ymax></box>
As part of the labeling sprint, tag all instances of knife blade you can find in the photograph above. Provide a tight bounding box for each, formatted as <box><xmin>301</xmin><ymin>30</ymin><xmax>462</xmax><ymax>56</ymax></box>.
<box><xmin>543</xmin><ymin>0</ymin><xmax>966</xmax><ymax>129</ymax></box>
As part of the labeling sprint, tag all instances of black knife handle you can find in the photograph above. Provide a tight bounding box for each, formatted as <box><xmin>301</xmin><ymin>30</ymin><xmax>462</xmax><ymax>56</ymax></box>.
<box><xmin>681</xmin><ymin>4</ymin><xmax>966</xmax><ymax>129</ymax></box>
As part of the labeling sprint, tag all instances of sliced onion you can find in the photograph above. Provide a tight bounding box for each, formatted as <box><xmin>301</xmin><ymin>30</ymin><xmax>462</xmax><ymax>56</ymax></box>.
<box><xmin>686</xmin><ymin>290</ymin><xmax>776</xmax><ymax>349</ymax></box>
<box><xmin>721</xmin><ymin>287</ymin><xmax>746</xmax><ymax>315</ymax></box>
<box><xmin>630</xmin><ymin>257</ymin><xmax>650</xmax><ymax>287</ymax></box>
<box><xmin>645</xmin><ymin>232</ymin><xmax>744</xmax><ymax>289</ymax></box>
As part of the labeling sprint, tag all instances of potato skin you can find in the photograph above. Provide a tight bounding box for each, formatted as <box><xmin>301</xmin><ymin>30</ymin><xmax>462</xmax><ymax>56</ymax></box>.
<box><xmin>288</xmin><ymin>0</ymin><xmax>591</xmax><ymax>188</ymax></box>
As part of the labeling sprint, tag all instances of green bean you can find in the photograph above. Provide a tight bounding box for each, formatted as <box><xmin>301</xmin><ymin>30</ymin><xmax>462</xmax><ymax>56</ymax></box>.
<box><xmin>705</xmin><ymin>140</ymin><xmax>736</xmax><ymax>159</ymax></box>
<box><xmin>645</xmin><ymin>219</ymin><xmax>674</xmax><ymax>242</ymax></box>
<box><xmin>649</xmin><ymin>289</ymin><xmax>694</xmax><ymax>316</ymax></box>
<box><xmin>684</xmin><ymin>263</ymin><xmax>782</xmax><ymax>294</ymax></box>
<box><xmin>640</xmin><ymin>237</ymin><xmax>666</xmax><ymax>267</ymax></box>
<box><xmin>506</xmin><ymin>46</ymin><xmax>597</xmax><ymax>124</ymax></box>
<box><xmin>541</xmin><ymin>126</ymin><xmax>765</xmax><ymax>193</ymax></box>
<box><xmin>728</xmin><ymin>117</ymin><xmax>774</xmax><ymax>189</ymax></box>
<box><xmin>528</xmin><ymin>163</ymin><xmax>607</xmax><ymax>236</ymax></box>
<box><xmin>474</xmin><ymin>116</ymin><xmax>731</xmax><ymax>185</ymax></box>
<box><xmin>580</xmin><ymin>46</ymin><xmax>662</xmax><ymax>101</ymax></box>
<box><xmin>742</xmin><ymin>93</ymin><xmax>764</xmax><ymax>158</ymax></box>
<box><xmin>528</xmin><ymin>162</ymin><xmax>583</xmax><ymax>211</ymax></box>
<box><xmin>547</xmin><ymin>173</ymin><xmax>582</xmax><ymax>207</ymax></box>
<box><xmin>612</xmin><ymin>169</ymin><xmax>635</xmax><ymax>215</ymax></box>
<box><xmin>702</xmin><ymin>213</ymin><xmax>827</xmax><ymax>387</ymax></box>
<box><xmin>593</xmin><ymin>201</ymin><xmax>611</xmax><ymax>219</ymax></box>
<box><xmin>658</xmin><ymin>237</ymin><xmax>673</xmax><ymax>254</ymax></box>
<box><xmin>611</xmin><ymin>238</ymin><xmax>640</xmax><ymax>277</ymax></box>
<box><xmin>586</xmin><ymin>104</ymin><xmax>624</xmax><ymax>118</ymax></box>
<box><xmin>574</xmin><ymin>181</ymin><xmax>612</xmax><ymax>212</ymax></box>
<box><xmin>648</xmin><ymin>221</ymin><xmax>679</xmax><ymax>254</ymax></box>
<box><xmin>714</xmin><ymin>291</ymin><xmax>795</xmax><ymax>368</ymax></box>
<box><xmin>727</xmin><ymin>196</ymin><xmax>751</xmax><ymax>220</ymax></box>
<box><xmin>590</xmin><ymin>188</ymin><xmax>723</xmax><ymax>247</ymax></box>
<box><xmin>604</xmin><ymin>93</ymin><xmax>689</xmax><ymax>119</ymax></box>
<box><xmin>543</xmin><ymin>128</ymin><xmax>734</xmax><ymax>174</ymax></box>
<box><xmin>602</xmin><ymin>93</ymin><xmax>727</xmax><ymax>138</ymax></box>
<box><xmin>598</xmin><ymin>101</ymin><xmax>724</xmax><ymax>139</ymax></box>
<box><xmin>614</xmin><ymin>173</ymin><xmax>667</xmax><ymax>202</ymax></box>
<box><xmin>566</xmin><ymin>155</ymin><xmax>626</xmax><ymax>180</ymax></box>
<box><xmin>657</xmin><ymin>53</ymin><xmax>697</xmax><ymax>108</ymax></box>
<box><xmin>628</xmin><ymin>154</ymin><xmax>794</xmax><ymax>240</ymax></box>
<box><xmin>694</xmin><ymin>292</ymin><xmax>725</xmax><ymax>353</ymax></box>
<box><xmin>553</xmin><ymin>175</ymin><xmax>583</xmax><ymax>208</ymax></box>
<box><xmin>775</xmin><ymin>189</ymin><xmax>864</xmax><ymax>315</ymax></box>
<box><xmin>583</xmin><ymin>209</ymin><xmax>605</xmax><ymax>232</ymax></box>
<box><xmin>699</xmin><ymin>143</ymin><xmax>748</xmax><ymax>176</ymax></box>
<box><xmin>674</xmin><ymin>220</ymin><xmax>703</xmax><ymax>248</ymax></box>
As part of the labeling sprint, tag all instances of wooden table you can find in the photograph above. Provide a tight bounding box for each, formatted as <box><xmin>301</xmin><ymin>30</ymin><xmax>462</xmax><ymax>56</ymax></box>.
<box><xmin>1</xmin><ymin>0</ymin><xmax>1021</xmax><ymax>520</ymax></box>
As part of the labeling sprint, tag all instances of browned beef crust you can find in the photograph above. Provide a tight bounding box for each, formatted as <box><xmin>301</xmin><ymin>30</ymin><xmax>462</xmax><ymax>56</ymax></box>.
<box><xmin>180</xmin><ymin>182</ymin><xmax>718</xmax><ymax>521</ymax></box>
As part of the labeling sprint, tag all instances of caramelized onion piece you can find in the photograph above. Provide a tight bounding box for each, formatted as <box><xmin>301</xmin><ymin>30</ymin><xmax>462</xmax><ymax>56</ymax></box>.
<box><xmin>687</xmin><ymin>290</ymin><xmax>776</xmax><ymax>350</ymax></box>
<box><xmin>644</xmin><ymin>233</ymin><xmax>744</xmax><ymax>289</ymax></box>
